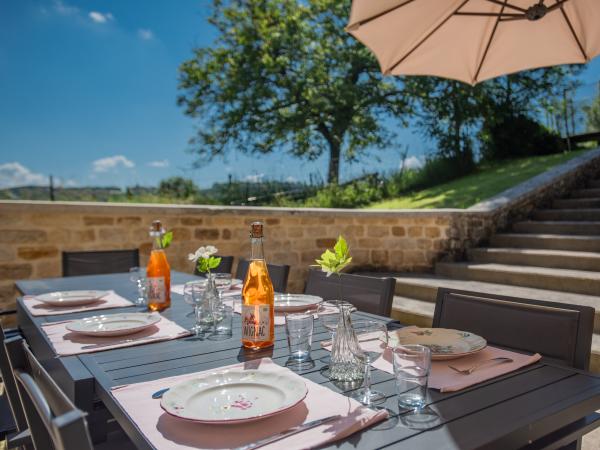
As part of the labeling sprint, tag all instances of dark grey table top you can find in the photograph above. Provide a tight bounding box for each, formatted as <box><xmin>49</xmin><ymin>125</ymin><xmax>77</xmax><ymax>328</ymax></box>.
<box><xmin>16</xmin><ymin>272</ymin><xmax>600</xmax><ymax>450</ymax></box>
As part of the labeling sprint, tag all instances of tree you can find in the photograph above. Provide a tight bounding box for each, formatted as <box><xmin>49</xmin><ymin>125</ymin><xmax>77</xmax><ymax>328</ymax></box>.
<box><xmin>158</xmin><ymin>177</ymin><xmax>198</xmax><ymax>199</ymax></box>
<box><xmin>177</xmin><ymin>0</ymin><xmax>408</xmax><ymax>184</ymax></box>
<box><xmin>584</xmin><ymin>93</ymin><xmax>600</xmax><ymax>132</ymax></box>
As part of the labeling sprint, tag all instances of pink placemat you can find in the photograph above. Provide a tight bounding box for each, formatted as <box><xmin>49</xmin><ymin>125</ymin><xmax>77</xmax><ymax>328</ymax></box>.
<box><xmin>23</xmin><ymin>291</ymin><xmax>133</xmax><ymax>316</ymax></box>
<box><xmin>227</xmin><ymin>300</ymin><xmax>335</xmax><ymax>326</ymax></box>
<box><xmin>111</xmin><ymin>358</ymin><xmax>387</xmax><ymax>450</ymax></box>
<box><xmin>41</xmin><ymin>314</ymin><xmax>191</xmax><ymax>356</ymax></box>
<box><xmin>322</xmin><ymin>334</ymin><xmax>541</xmax><ymax>393</ymax></box>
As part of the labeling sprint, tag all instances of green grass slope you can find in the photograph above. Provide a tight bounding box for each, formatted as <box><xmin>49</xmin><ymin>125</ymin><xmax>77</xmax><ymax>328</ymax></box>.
<box><xmin>369</xmin><ymin>150</ymin><xmax>589</xmax><ymax>209</ymax></box>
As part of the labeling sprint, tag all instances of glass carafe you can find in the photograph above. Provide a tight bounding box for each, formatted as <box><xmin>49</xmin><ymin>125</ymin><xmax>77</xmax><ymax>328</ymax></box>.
<box><xmin>329</xmin><ymin>303</ymin><xmax>364</xmax><ymax>381</ymax></box>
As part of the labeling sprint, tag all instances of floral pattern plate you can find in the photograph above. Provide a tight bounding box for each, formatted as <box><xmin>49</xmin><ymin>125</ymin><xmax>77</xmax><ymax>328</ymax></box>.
<box><xmin>161</xmin><ymin>369</ymin><xmax>308</xmax><ymax>424</ymax></box>
<box><xmin>274</xmin><ymin>294</ymin><xmax>323</xmax><ymax>312</ymax></box>
<box><xmin>65</xmin><ymin>313</ymin><xmax>161</xmax><ymax>337</ymax></box>
<box><xmin>388</xmin><ymin>327</ymin><xmax>487</xmax><ymax>360</ymax></box>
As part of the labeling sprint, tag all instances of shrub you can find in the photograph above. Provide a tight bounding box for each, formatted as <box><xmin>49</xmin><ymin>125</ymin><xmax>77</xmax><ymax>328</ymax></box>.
<box><xmin>481</xmin><ymin>113</ymin><xmax>564</xmax><ymax>160</ymax></box>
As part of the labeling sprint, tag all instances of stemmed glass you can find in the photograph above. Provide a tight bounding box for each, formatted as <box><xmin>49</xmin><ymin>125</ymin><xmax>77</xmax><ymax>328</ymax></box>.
<box><xmin>317</xmin><ymin>300</ymin><xmax>354</xmax><ymax>364</ymax></box>
<box><xmin>350</xmin><ymin>320</ymin><xmax>389</xmax><ymax>406</ymax></box>
<box><xmin>129</xmin><ymin>267</ymin><xmax>147</xmax><ymax>306</ymax></box>
<box><xmin>183</xmin><ymin>280</ymin><xmax>207</xmax><ymax>317</ymax></box>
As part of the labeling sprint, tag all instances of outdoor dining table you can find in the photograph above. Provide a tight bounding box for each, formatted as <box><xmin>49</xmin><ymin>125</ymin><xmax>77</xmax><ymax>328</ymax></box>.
<box><xmin>15</xmin><ymin>271</ymin><xmax>600</xmax><ymax>449</ymax></box>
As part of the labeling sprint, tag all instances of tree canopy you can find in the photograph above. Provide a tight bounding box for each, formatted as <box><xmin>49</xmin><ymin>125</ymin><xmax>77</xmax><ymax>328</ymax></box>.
<box><xmin>177</xmin><ymin>0</ymin><xmax>408</xmax><ymax>184</ymax></box>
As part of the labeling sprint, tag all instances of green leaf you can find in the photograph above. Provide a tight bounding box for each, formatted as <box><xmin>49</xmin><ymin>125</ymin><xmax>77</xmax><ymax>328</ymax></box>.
<box><xmin>208</xmin><ymin>256</ymin><xmax>222</xmax><ymax>270</ymax></box>
<box><xmin>161</xmin><ymin>231</ymin><xmax>173</xmax><ymax>249</ymax></box>
<box><xmin>314</xmin><ymin>235</ymin><xmax>352</xmax><ymax>275</ymax></box>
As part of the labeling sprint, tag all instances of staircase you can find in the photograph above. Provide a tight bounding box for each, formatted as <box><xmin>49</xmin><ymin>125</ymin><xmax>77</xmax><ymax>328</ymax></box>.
<box><xmin>391</xmin><ymin>178</ymin><xmax>600</xmax><ymax>372</ymax></box>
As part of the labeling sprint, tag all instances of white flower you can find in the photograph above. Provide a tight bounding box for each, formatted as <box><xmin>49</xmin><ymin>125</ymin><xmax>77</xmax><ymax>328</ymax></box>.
<box><xmin>188</xmin><ymin>245</ymin><xmax>218</xmax><ymax>262</ymax></box>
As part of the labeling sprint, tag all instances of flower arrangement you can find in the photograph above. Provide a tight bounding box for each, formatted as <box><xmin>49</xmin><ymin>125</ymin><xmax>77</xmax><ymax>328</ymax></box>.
<box><xmin>188</xmin><ymin>245</ymin><xmax>222</xmax><ymax>274</ymax></box>
<box><xmin>314</xmin><ymin>235</ymin><xmax>352</xmax><ymax>276</ymax></box>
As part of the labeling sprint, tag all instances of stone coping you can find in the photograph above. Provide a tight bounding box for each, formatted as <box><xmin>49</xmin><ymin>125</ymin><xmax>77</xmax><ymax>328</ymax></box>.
<box><xmin>469</xmin><ymin>147</ymin><xmax>600</xmax><ymax>212</ymax></box>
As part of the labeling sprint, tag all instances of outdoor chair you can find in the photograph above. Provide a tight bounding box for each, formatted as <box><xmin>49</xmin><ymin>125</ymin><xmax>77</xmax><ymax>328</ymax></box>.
<box><xmin>62</xmin><ymin>249</ymin><xmax>139</xmax><ymax>277</ymax></box>
<box><xmin>235</xmin><ymin>259</ymin><xmax>290</xmax><ymax>293</ymax></box>
<box><xmin>433</xmin><ymin>288</ymin><xmax>597</xmax><ymax>450</ymax></box>
<box><xmin>194</xmin><ymin>255</ymin><xmax>234</xmax><ymax>277</ymax></box>
<box><xmin>433</xmin><ymin>288</ymin><xmax>594</xmax><ymax>370</ymax></box>
<box><xmin>304</xmin><ymin>270</ymin><xmax>396</xmax><ymax>316</ymax></box>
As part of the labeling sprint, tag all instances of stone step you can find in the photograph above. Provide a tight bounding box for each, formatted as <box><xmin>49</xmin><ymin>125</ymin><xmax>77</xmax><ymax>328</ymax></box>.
<box><xmin>589</xmin><ymin>180</ymin><xmax>600</xmax><ymax>189</ymax></box>
<box><xmin>512</xmin><ymin>221</ymin><xmax>600</xmax><ymax>235</ymax></box>
<box><xmin>553</xmin><ymin>198</ymin><xmax>600</xmax><ymax>209</ymax></box>
<box><xmin>571</xmin><ymin>188</ymin><xmax>600</xmax><ymax>198</ymax></box>
<box><xmin>532</xmin><ymin>209</ymin><xmax>600</xmax><ymax>221</ymax></box>
<box><xmin>468</xmin><ymin>247</ymin><xmax>600</xmax><ymax>271</ymax></box>
<box><xmin>490</xmin><ymin>233</ymin><xmax>600</xmax><ymax>252</ymax></box>
<box><xmin>392</xmin><ymin>274</ymin><xmax>600</xmax><ymax>330</ymax></box>
<box><xmin>435</xmin><ymin>262</ymin><xmax>600</xmax><ymax>296</ymax></box>
<box><xmin>390</xmin><ymin>293</ymin><xmax>600</xmax><ymax>373</ymax></box>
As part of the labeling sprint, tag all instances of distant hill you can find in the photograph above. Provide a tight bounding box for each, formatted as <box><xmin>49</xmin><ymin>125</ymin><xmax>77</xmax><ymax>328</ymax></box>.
<box><xmin>1</xmin><ymin>185</ymin><xmax>126</xmax><ymax>202</ymax></box>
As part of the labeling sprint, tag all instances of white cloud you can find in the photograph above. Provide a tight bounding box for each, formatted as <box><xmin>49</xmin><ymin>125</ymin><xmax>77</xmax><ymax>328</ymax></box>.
<box><xmin>401</xmin><ymin>156</ymin><xmax>423</xmax><ymax>170</ymax></box>
<box><xmin>244</xmin><ymin>173</ymin><xmax>264</xmax><ymax>183</ymax></box>
<box><xmin>53</xmin><ymin>0</ymin><xmax>78</xmax><ymax>16</ymax></box>
<box><xmin>0</xmin><ymin>162</ymin><xmax>48</xmax><ymax>188</ymax></box>
<box><xmin>92</xmin><ymin>155</ymin><xmax>135</xmax><ymax>173</ymax></box>
<box><xmin>138</xmin><ymin>29</ymin><xmax>154</xmax><ymax>40</ymax></box>
<box><xmin>285</xmin><ymin>176</ymin><xmax>297</xmax><ymax>183</ymax></box>
<box><xmin>89</xmin><ymin>11</ymin><xmax>114</xmax><ymax>23</ymax></box>
<box><xmin>148</xmin><ymin>159</ymin><xmax>169</xmax><ymax>168</ymax></box>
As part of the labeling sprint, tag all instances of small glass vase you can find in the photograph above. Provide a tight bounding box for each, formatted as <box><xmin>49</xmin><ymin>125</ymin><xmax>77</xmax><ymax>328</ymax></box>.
<box><xmin>328</xmin><ymin>303</ymin><xmax>364</xmax><ymax>382</ymax></box>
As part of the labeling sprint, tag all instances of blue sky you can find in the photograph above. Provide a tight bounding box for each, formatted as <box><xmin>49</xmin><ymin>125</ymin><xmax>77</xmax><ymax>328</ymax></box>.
<box><xmin>1</xmin><ymin>0</ymin><xmax>600</xmax><ymax>189</ymax></box>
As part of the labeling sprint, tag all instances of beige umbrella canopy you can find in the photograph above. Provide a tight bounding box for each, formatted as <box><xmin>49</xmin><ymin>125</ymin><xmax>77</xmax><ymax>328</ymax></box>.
<box><xmin>346</xmin><ymin>0</ymin><xmax>600</xmax><ymax>84</ymax></box>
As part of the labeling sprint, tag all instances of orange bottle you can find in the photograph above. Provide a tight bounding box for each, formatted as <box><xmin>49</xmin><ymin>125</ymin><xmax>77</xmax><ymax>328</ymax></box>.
<box><xmin>146</xmin><ymin>220</ymin><xmax>171</xmax><ymax>312</ymax></box>
<box><xmin>241</xmin><ymin>222</ymin><xmax>275</xmax><ymax>349</ymax></box>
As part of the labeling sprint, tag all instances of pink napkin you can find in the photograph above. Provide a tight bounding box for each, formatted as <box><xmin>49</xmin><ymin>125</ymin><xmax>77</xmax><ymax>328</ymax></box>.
<box><xmin>322</xmin><ymin>335</ymin><xmax>541</xmax><ymax>393</ymax></box>
<box><xmin>111</xmin><ymin>358</ymin><xmax>387</xmax><ymax>450</ymax></box>
<box><xmin>41</xmin><ymin>314</ymin><xmax>191</xmax><ymax>356</ymax></box>
<box><xmin>23</xmin><ymin>291</ymin><xmax>133</xmax><ymax>317</ymax></box>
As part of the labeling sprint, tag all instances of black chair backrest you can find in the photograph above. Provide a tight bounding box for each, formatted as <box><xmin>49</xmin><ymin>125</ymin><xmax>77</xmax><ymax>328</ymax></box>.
<box><xmin>194</xmin><ymin>255</ymin><xmax>234</xmax><ymax>277</ymax></box>
<box><xmin>304</xmin><ymin>270</ymin><xmax>396</xmax><ymax>316</ymax></box>
<box><xmin>433</xmin><ymin>288</ymin><xmax>594</xmax><ymax>370</ymax></box>
<box><xmin>0</xmin><ymin>325</ymin><xmax>26</xmax><ymax>435</ymax></box>
<box><xmin>235</xmin><ymin>259</ymin><xmax>290</xmax><ymax>293</ymax></box>
<box><xmin>4</xmin><ymin>336</ymin><xmax>93</xmax><ymax>450</ymax></box>
<box><xmin>62</xmin><ymin>250</ymin><xmax>139</xmax><ymax>277</ymax></box>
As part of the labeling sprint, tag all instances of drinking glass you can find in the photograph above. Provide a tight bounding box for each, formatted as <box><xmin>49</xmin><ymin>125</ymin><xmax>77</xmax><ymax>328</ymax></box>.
<box><xmin>208</xmin><ymin>305</ymin><xmax>234</xmax><ymax>340</ymax></box>
<box><xmin>318</xmin><ymin>300</ymin><xmax>354</xmax><ymax>364</ymax></box>
<box><xmin>285</xmin><ymin>313</ymin><xmax>314</xmax><ymax>369</ymax></box>
<box><xmin>349</xmin><ymin>320</ymin><xmax>388</xmax><ymax>406</ymax></box>
<box><xmin>183</xmin><ymin>280</ymin><xmax>207</xmax><ymax>317</ymax></box>
<box><xmin>392</xmin><ymin>344</ymin><xmax>431</xmax><ymax>411</ymax></box>
<box><xmin>129</xmin><ymin>267</ymin><xmax>147</xmax><ymax>306</ymax></box>
<box><xmin>191</xmin><ymin>282</ymin><xmax>213</xmax><ymax>335</ymax></box>
<box><xmin>212</xmin><ymin>273</ymin><xmax>233</xmax><ymax>316</ymax></box>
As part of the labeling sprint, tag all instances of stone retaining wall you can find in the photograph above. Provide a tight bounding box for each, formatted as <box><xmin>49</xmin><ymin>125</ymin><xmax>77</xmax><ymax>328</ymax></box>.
<box><xmin>1</xmin><ymin>148</ymin><xmax>599</xmax><ymax>315</ymax></box>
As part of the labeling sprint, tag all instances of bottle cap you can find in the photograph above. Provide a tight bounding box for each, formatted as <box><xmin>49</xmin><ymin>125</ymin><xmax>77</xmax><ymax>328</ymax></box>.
<box><xmin>150</xmin><ymin>220</ymin><xmax>164</xmax><ymax>234</ymax></box>
<box><xmin>249</xmin><ymin>221</ymin><xmax>264</xmax><ymax>238</ymax></box>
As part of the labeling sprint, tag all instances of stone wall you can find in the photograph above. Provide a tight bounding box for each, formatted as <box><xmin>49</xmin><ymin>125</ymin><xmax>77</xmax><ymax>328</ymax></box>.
<box><xmin>1</xmin><ymin>147</ymin><xmax>599</xmax><ymax>316</ymax></box>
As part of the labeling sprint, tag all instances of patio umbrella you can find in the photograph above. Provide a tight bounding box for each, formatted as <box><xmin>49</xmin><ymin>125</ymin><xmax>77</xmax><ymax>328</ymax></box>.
<box><xmin>346</xmin><ymin>0</ymin><xmax>600</xmax><ymax>84</ymax></box>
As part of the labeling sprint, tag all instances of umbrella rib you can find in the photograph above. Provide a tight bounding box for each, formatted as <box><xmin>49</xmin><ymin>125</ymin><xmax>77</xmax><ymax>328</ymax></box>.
<box><xmin>474</xmin><ymin>0</ymin><xmax>507</xmax><ymax>82</ymax></box>
<box><xmin>484</xmin><ymin>0</ymin><xmax>527</xmax><ymax>13</ymax></box>
<box><xmin>558</xmin><ymin>2</ymin><xmax>588</xmax><ymax>61</ymax></box>
<box><xmin>386</xmin><ymin>0</ymin><xmax>471</xmax><ymax>75</ymax></box>
<box><xmin>346</xmin><ymin>0</ymin><xmax>416</xmax><ymax>31</ymax></box>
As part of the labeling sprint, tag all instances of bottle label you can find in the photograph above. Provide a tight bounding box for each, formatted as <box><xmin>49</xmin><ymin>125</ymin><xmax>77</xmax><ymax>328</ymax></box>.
<box><xmin>147</xmin><ymin>276</ymin><xmax>166</xmax><ymax>304</ymax></box>
<box><xmin>242</xmin><ymin>304</ymin><xmax>271</xmax><ymax>342</ymax></box>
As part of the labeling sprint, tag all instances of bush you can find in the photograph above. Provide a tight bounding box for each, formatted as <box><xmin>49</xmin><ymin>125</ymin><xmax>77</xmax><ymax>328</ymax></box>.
<box><xmin>299</xmin><ymin>179</ymin><xmax>383</xmax><ymax>208</ymax></box>
<box><xmin>158</xmin><ymin>177</ymin><xmax>199</xmax><ymax>199</ymax></box>
<box><xmin>481</xmin><ymin>113</ymin><xmax>564</xmax><ymax>160</ymax></box>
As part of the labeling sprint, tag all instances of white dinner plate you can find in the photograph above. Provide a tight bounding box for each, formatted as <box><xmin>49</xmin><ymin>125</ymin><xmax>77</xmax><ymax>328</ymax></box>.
<box><xmin>161</xmin><ymin>369</ymin><xmax>308</xmax><ymax>424</ymax></box>
<box><xmin>274</xmin><ymin>294</ymin><xmax>322</xmax><ymax>313</ymax></box>
<box><xmin>388</xmin><ymin>327</ymin><xmax>487</xmax><ymax>360</ymax></box>
<box><xmin>66</xmin><ymin>313</ymin><xmax>161</xmax><ymax>337</ymax></box>
<box><xmin>35</xmin><ymin>290</ymin><xmax>109</xmax><ymax>307</ymax></box>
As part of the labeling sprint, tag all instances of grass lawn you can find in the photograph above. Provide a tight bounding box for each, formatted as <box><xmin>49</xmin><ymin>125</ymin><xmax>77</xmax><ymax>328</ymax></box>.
<box><xmin>369</xmin><ymin>149</ymin><xmax>590</xmax><ymax>209</ymax></box>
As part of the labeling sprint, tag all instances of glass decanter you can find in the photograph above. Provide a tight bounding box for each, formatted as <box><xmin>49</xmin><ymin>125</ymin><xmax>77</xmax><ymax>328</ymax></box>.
<box><xmin>328</xmin><ymin>303</ymin><xmax>364</xmax><ymax>381</ymax></box>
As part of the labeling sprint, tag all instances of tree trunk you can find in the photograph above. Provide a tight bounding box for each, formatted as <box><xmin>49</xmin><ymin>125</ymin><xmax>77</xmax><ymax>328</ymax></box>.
<box><xmin>327</xmin><ymin>141</ymin><xmax>341</xmax><ymax>185</ymax></box>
